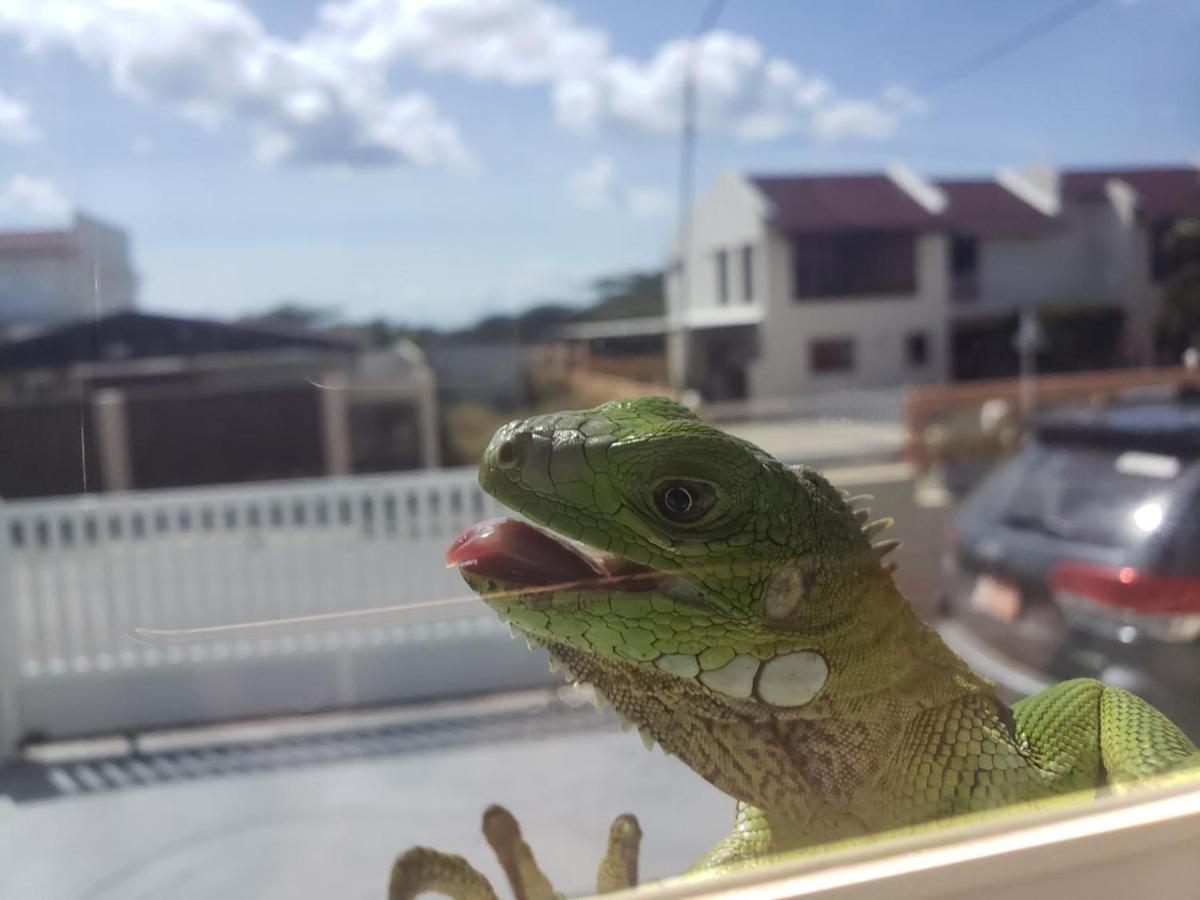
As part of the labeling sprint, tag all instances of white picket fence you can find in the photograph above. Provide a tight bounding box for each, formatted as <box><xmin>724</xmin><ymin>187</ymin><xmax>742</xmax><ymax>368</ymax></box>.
<box><xmin>0</xmin><ymin>469</ymin><xmax>556</xmax><ymax>760</ymax></box>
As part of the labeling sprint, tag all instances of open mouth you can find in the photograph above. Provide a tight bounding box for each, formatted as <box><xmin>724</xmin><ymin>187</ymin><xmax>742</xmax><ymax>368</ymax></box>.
<box><xmin>446</xmin><ymin>518</ymin><xmax>671</xmax><ymax>595</ymax></box>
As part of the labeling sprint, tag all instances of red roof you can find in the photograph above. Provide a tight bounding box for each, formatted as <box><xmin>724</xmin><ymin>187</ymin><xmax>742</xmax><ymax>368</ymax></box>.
<box><xmin>751</xmin><ymin>166</ymin><xmax>1200</xmax><ymax>238</ymax></box>
<box><xmin>1062</xmin><ymin>167</ymin><xmax>1200</xmax><ymax>222</ymax></box>
<box><xmin>751</xmin><ymin>174</ymin><xmax>940</xmax><ymax>232</ymax></box>
<box><xmin>934</xmin><ymin>179</ymin><xmax>1057</xmax><ymax>239</ymax></box>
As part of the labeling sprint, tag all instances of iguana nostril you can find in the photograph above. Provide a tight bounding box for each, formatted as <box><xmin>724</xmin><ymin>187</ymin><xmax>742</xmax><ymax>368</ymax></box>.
<box><xmin>496</xmin><ymin>438</ymin><xmax>520</xmax><ymax>467</ymax></box>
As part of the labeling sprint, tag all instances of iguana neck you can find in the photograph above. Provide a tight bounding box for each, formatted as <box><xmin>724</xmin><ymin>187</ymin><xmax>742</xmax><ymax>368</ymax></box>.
<box><xmin>548</xmin><ymin>576</ymin><xmax>999</xmax><ymax>825</ymax></box>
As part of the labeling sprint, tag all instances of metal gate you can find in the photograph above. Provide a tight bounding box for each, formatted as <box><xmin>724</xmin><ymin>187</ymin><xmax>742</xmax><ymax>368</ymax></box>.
<box><xmin>0</xmin><ymin>468</ymin><xmax>553</xmax><ymax>759</ymax></box>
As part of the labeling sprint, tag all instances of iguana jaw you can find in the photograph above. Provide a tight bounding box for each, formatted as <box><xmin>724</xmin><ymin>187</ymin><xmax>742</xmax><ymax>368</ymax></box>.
<box><xmin>446</xmin><ymin>517</ymin><xmax>686</xmax><ymax>603</ymax></box>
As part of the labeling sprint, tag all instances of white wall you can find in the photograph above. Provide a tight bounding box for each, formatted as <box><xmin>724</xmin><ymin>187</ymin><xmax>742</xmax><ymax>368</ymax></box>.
<box><xmin>667</xmin><ymin>171</ymin><xmax>771</xmax><ymax>392</ymax></box>
<box><xmin>667</xmin><ymin>171</ymin><xmax>770</xmax><ymax>318</ymax></box>
<box><xmin>69</xmin><ymin>213</ymin><xmax>138</xmax><ymax>316</ymax></box>
<box><xmin>963</xmin><ymin>194</ymin><xmax>1155</xmax><ymax>362</ymax></box>
<box><xmin>972</xmin><ymin>200</ymin><xmax>1147</xmax><ymax>310</ymax></box>
<box><xmin>748</xmin><ymin>231</ymin><xmax>950</xmax><ymax>399</ymax></box>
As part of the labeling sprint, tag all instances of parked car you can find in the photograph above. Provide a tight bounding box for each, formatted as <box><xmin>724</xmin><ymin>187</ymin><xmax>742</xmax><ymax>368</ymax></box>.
<box><xmin>939</xmin><ymin>391</ymin><xmax>1200</xmax><ymax>736</ymax></box>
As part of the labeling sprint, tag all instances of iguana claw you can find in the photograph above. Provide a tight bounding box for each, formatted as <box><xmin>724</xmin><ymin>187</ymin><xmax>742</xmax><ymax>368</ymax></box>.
<box><xmin>390</xmin><ymin>805</ymin><xmax>642</xmax><ymax>899</ymax></box>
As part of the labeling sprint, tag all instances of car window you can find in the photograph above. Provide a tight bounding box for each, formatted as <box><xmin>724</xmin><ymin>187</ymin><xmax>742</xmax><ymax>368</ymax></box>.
<box><xmin>1001</xmin><ymin>443</ymin><xmax>1187</xmax><ymax>548</ymax></box>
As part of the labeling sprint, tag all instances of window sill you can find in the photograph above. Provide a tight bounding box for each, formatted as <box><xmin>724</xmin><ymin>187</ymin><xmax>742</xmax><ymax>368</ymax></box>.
<box><xmin>615</xmin><ymin>772</ymin><xmax>1200</xmax><ymax>900</ymax></box>
<box><xmin>793</xmin><ymin>293</ymin><xmax>918</xmax><ymax>304</ymax></box>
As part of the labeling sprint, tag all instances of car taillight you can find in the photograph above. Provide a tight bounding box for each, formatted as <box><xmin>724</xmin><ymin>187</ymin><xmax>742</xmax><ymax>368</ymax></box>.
<box><xmin>1050</xmin><ymin>561</ymin><xmax>1200</xmax><ymax>614</ymax></box>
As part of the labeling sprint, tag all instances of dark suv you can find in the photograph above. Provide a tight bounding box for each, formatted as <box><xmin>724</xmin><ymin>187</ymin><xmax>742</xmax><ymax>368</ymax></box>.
<box><xmin>940</xmin><ymin>391</ymin><xmax>1200</xmax><ymax>735</ymax></box>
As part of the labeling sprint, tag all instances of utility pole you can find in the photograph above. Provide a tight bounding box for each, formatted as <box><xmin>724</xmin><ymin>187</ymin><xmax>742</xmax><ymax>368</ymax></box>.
<box><xmin>1014</xmin><ymin>309</ymin><xmax>1045</xmax><ymax>417</ymax></box>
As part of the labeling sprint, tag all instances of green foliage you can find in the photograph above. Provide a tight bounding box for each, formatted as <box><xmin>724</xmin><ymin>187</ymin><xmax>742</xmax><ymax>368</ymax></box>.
<box><xmin>582</xmin><ymin>271</ymin><xmax>664</xmax><ymax>321</ymax></box>
<box><xmin>241</xmin><ymin>299</ymin><xmax>341</xmax><ymax>331</ymax></box>
<box><xmin>1156</xmin><ymin>219</ymin><xmax>1200</xmax><ymax>360</ymax></box>
<box><xmin>240</xmin><ymin>268</ymin><xmax>664</xmax><ymax>350</ymax></box>
<box><xmin>1156</xmin><ymin>263</ymin><xmax>1200</xmax><ymax>360</ymax></box>
<box><xmin>1162</xmin><ymin>219</ymin><xmax>1200</xmax><ymax>273</ymax></box>
<box><xmin>435</xmin><ymin>269</ymin><xmax>664</xmax><ymax>345</ymax></box>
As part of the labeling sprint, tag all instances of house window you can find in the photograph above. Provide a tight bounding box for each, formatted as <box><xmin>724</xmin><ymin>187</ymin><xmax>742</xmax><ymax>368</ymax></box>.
<box><xmin>1150</xmin><ymin>219</ymin><xmax>1181</xmax><ymax>282</ymax></box>
<box><xmin>950</xmin><ymin>234</ymin><xmax>979</xmax><ymax>302</ymax></box>
<box><xmin>809</xmin><ymin>337</ymin><xmax>856</xmax><ymax>374</ymax></box>
<box><xmin>906</xmin><ymin>331</ymin><xmax>929</xmax><ymax>367</ymax></box>
<box><xmin>951</xmin><ymin>235</ymin><xmax>978</xmax><ymax>274</ymax></box>
<box><xmin>741</xmin><ymin>244</ymin><xmax>753</xmax><ymax>302</ymax></box>
<box><xmin>793</xmin><ymin>232</ymin><xmax>915</xmax><ymax>299</ymax></box>
<box><xmin>716</xmin><ymin>249</ymin><xmax>729</xmax><ymax>305</ymax></box>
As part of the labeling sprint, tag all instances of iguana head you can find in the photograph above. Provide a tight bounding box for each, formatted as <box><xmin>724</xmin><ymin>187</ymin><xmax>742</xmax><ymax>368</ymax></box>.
<box><xmin>447</xmin><ymin>397</ymin><xmax>904</xmax><ymax>713</ymax></box>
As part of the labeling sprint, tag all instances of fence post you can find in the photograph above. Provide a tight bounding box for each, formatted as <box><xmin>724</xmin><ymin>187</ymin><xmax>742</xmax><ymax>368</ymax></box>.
<box><xmin>0</xmin><ymin>499</ymin><xmax>23</xmax><ymax>761</ymax></box>
<box><xmin>93</xmin><ymin>388</ymin><xmax>133</xmax><ymax>492</ymax></box>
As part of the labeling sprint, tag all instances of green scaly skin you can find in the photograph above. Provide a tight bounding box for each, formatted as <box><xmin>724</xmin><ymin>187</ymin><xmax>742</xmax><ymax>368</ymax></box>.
<box><xmin>390</xmin><ymin>397</ymin><xmax>1200</xmax><ymax>898</ymax></box>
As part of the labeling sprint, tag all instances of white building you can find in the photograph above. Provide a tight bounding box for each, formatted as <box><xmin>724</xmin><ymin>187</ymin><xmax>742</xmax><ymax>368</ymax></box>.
<box><xmin>667</xmin><ymin>164</ymin><xmax>1200</xmax><ymax>401</ymax></box>
<box><xmin>0</xmin><ymin>212</ymin><xmax>137</xmax><ymax>338</ymax></box>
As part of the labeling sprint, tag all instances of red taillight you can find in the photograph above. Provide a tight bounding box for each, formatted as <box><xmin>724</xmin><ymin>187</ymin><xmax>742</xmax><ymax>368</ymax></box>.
<box><xmin>1050</xmin><ymin>561</ymin><xmax>1200</xmax><ymax>614</ymax></box>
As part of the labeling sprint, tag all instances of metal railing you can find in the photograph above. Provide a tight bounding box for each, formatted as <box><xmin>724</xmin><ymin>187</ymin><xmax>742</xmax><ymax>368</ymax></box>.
<box><xmin>0</xmin><ymin>468</ymin><xmax>555</xmax><ymax>759</ymax></box>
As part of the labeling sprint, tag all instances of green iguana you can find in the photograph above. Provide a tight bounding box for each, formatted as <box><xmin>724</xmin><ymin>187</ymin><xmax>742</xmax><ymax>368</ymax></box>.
<box><xmin>390</xmin><ymin>397</ymin><xmax>1200</xmax><ymax>899</ymax></box>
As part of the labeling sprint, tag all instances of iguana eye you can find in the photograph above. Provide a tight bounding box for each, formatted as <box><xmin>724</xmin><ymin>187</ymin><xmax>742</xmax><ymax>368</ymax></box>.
<box><xmin>654</xmin><ymin>480</ymin><xmax>716</xmax><ymax>523</ymax></box>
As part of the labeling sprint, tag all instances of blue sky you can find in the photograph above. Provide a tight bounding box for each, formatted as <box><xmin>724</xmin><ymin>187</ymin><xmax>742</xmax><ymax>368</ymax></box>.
<box><xmin>0</xmin><ymin>0</ymin><xmax>1196</xmax><ymax>328</ymax></box>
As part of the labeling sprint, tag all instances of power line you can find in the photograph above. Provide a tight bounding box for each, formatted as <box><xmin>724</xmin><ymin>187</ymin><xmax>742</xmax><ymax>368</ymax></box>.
<box><xmin>676</xmin><ymin>0</ymin><xmax>731</xmax><ymax>234</ymax></box>
<box><xmin>920</xmin><ymin>0</ymin><xmax>1105</xmax><ymax>94</ymax></box>
<box><xmin>672</xmin><ymin>0</ymin><xmax>730</xmax><ymax>391</ymax></box>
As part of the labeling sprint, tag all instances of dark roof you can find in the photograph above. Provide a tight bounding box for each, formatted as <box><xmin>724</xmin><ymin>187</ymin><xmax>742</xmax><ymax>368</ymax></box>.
<box><xmin>751</xmin><ymin>174</ymin><xmax>940</xmax><ymax>232</ymax></box>
<box><xmin>934</xmin><ymin>179</ymin><xmax>1057</xmax><ymax>239</ymax></box>
<box><xmin>1061</xmin><ymin>167</ymin><xmax>1200</xmax><ymax>222</ymax></box>
<box><xmin>750</xmin><ymin>165</ymin><xmax>1200</xmax><ymax>238</ymax></box>
<box><xmin>750</xmin><ymin>172</ymin><xmax>1054</xmax><ymax>237</ymax></box>
<box><xmin>0</xmin><ymin>311</ymin><xmax>355</xmax><ymax>373</ymax></box>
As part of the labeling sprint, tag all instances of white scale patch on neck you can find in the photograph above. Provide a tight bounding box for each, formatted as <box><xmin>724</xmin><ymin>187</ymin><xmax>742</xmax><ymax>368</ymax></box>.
<box><xmin>691</xmin><ymin>650</ymin><xmax>829</xmax><ymax>707</ymax></box>
<box><xmin>756</xmin><ymin>650</ymin><xmax>828</xmax><ymax>707</ymax></box>
<box><xmin>698</xmin><ymin>654</ymin><xmax>758</xmax><ymax>698</ymax></box>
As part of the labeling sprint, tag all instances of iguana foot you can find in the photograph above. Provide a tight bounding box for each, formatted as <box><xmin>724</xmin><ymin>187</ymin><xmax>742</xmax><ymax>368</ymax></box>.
<box><xmin>390</xmin><ymin>805</ymin><xmax>642</xmax><ymax>899</ymax></box>
<box><xmin>389</xmin><ymin>846</ymin><xmax>499</xmax><ymax>900</ymax></box>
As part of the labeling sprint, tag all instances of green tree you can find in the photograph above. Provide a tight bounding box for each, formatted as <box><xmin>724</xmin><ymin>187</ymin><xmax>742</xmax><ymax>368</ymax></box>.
<box><xmin>1156</xmin><ymin>219</ymin><xmax>1200</xmax><ymax>361</ymax></box>
<box><xmin>582</xmin><ymin>271</ymin><xmax>664</xmax><ymax>321</ymax></box>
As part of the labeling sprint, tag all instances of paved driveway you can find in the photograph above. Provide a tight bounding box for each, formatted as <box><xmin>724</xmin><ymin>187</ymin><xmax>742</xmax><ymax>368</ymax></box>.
<box><xmin>2</xmin><ymin>691</ymin><xmax>732</xmax><ymax>900</ymax></box>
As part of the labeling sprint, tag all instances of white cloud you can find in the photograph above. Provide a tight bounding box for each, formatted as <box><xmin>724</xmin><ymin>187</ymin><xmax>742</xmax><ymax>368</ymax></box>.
<box><xmin>0</xmin><ymin>91</ymin><xmax>38</xmax><ymax>143</ymax></box>
<box><xmin>811</xmin><ymin>100</ymin><xmax>896</xmax><ymax>141</ymax></box>
<box><xmin>567</xmin><ymin>155</ymin><xmax>671</xmax><ymax>218</ymax></box>
<box><xmin>567</xmin><ymin>154</ymin><xmax>617</xmax><ymax>209</ymax></box>
<box><xmin>312</xmin><ymin>1</ymin><xmax>920</xmax><ymax>145</ymax></box>
<box><xmin>0</xmin><ymin>0</ymin><xmax>921</xmax><ymax>172</ymax></box>
<box><xmin>0</xmin><ymin>0</ymin><xmax>472</xmax><ymax>170</ymax></box>
<box><xmin>626</xmin><ymin>186</ymin><xmax>672</xmax><ymax>219</ymax></box>
<box><xmin>550</xmin><ymin>29</ymin><xmax>912</xmax><ymax>143</ymax></box>
<box><xmin>309</xmin><ymin>0</ymin><xmax>608</xmax><ymax>85</ymax></box>
<box><xmin>881</xmin><ymin>84</ymin><xmax>928</xmax><ymax>115</ymax></box>
<box><xmin>0</xmin><ymin>174</ymin><xmax>71</xmax><ymax>220</ymax></box>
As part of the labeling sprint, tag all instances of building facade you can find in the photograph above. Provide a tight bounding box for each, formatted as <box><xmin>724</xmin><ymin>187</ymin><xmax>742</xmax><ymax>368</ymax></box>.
<box><xmin>667</xmin><ymin>164</ymin><xmax>1200</xmax><ymax>402</ymax></box>
<box><xmin>0</xmin><ymin>213</ymin><xmax>138</xmax><ymax>338</ymax></box>
<box><xmin>0</xmin><ymin>312</ymin><xmax>440</xmax><ymax>499</ymax></box>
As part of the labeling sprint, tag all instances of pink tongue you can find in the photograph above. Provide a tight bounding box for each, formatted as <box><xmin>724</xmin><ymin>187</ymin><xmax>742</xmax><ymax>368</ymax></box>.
<box><xmin>446</xmin><ymin>518</ymin><xmax>604</xmax><ymax>586</ymax></box>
